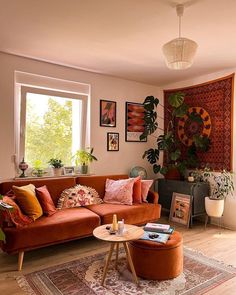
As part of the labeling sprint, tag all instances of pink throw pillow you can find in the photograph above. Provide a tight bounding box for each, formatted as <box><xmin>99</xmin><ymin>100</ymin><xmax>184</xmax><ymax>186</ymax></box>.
<box><xmin>141</xmin><ymin>180</ymin><xmax>153</xmax><ymax>202</ymax></box>
<box><xmin>103</xmin><ymin>178</ymin><xmax>135</xmax><ymax>205</ymax></box>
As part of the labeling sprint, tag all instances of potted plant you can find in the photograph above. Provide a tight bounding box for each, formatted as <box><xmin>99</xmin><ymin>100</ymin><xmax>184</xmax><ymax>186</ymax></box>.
<box><xmin>72</xmin><ymin>148</ymin><xmax>97</xmax><ymax>174</ymax></box>
<box><xmin>200</xmin><ymin>169</ymin><xmax>234</xmax><ymax>218</ymax></box>
<box><xmin>48</xmin><ymin>158</ymin><xmax>64</xmax><ymax>176</ymax></box>
<box><xmin>140</xmin><ymin>94</ymin><xmax>211</xmax><ymax>179</ymax></box>
<box><xmin>31</xmin><ymin>160</ymin><xmax>46</xmax><ymax>177</ymax></box>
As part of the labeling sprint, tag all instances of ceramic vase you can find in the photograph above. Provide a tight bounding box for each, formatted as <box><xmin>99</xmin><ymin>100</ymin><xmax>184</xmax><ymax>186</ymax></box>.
<box><xmin>53</xmin><ymin>167</ymin><xmax>62</xmax><ymax>177</ymax></box>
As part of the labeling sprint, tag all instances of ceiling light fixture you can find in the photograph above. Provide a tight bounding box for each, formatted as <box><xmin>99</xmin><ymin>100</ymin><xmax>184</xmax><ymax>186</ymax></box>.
<box><xmin>162</xmin><ymin>4</ymin><xmax>198</xmax><ymax>70</ymax></box>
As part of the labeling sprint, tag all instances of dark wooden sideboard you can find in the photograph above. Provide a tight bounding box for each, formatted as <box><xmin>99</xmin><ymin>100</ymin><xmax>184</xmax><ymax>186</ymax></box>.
<box><xmin>155</xmin><ymin>179</ymin><xmax>209</xmax><ymax>226</ymax></box>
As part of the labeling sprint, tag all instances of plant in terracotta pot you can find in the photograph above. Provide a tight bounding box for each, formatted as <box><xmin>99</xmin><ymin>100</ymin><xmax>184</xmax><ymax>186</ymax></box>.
<box><xmin>199</xmin><ymin>169</ymin><xmax>234</xmax><ymax>218</ymax></box>
<box><xmin>72</xmin><ymin>148</ymin><xmax>97</xmax><ymax>174</ymax></box>
<box><xmin>48</xmin><ymin>158</ymin><xmax>64</xmax><ymax>176</ymax></box>
<box><xmin>140</xmin><ymin>94</ymin><xmax>211</xmax><ymax>179</ymax></box>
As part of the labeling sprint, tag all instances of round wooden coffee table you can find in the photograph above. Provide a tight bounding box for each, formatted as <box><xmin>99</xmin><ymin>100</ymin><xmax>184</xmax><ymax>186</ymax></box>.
<box><xmin>93</xmin><ymin>224</ymin><xmax>144</xmax><ymax>286</ymax></box>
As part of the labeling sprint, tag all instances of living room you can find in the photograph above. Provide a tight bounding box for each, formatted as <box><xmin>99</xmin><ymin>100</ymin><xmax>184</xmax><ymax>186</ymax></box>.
<box><xmin>1</xmin><ymin>0</ymin><xmax>236</xmax><ymax>294</ymax></box>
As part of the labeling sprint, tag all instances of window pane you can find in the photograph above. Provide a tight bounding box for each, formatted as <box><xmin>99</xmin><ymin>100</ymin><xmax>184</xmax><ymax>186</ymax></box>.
<box><xmin>25</xmin><ymin>92</ymin><xmax>81</xmax><ymax>167</ymax></box>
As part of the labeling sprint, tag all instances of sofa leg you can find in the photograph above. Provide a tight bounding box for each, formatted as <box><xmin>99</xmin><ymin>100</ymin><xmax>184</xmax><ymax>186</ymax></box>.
<box><xmin>18</xmin><ymin>251</ymin><xmax>24</xmax><ymax>271</ymax></box>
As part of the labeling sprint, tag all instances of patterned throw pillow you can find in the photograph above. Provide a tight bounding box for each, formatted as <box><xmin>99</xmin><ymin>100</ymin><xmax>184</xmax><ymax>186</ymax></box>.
<box><xmin>1</xmin><ymin>196</ymin><xmax>33</xmax><ymax>228</ymax></box>
<box><xmin>57</xmin><ymin>185</ymin><xmax>103</xmax><ymax>209</ymax></box>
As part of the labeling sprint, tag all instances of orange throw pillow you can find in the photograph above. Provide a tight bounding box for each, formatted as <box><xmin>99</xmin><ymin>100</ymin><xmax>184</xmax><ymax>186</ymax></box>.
<box><xmin>1</xmin><ymin>196</ymin><xmax>33</xmax><ymax>227</ymax></box>
<box><xmin>132</xmin><ymin>176</ymin><xmax>142</xmax><ymax>203</ymax></box>
<box><xmin>36</xmin><ymin>185</ymin><xmax>57</xmax><ymax>216</ymax></box>
<box><xmin>12</xmin><ymin>184</ymin><xmax>43</xmax><ymax>221</ymax></box>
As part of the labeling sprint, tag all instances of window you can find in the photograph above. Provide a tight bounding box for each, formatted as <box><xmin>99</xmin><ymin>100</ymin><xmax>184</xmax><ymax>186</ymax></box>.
<box><xmin>19</xmin><ymin>86</ymin><xmax>88</xmax><ymax>167</ymax></box>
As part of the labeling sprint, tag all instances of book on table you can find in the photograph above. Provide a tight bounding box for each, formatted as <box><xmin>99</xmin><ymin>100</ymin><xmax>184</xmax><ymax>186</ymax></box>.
<box><xmin>144</xmin><ymin>223</ymin><xmax>174</xmax><ymax>234</ymax></box>
<box><xmin>140</xmin><ymin>231</ymin><xmax>170</xmax><ymax>244</ymax></box>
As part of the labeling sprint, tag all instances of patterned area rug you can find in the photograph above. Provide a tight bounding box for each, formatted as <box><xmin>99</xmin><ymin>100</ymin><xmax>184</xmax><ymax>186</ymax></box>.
<box><xmin>17</xmin><ymin>247</ymin><xmax>236</xmax><ymax>295</ymax></box>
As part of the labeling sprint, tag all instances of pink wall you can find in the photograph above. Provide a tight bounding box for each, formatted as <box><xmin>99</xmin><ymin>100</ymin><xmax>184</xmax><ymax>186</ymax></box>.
<box><xmin>0</xmin><ymin>52</ymin><xmax>162</xmax><ymax>180</ymax></box>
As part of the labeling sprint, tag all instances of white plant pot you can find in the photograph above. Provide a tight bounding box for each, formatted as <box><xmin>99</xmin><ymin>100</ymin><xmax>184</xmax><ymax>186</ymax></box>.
<box><xmin>53</xmin><ymin>167</ymin><xmax>62</xmax><ymax>177</ymax></box>
<box><xmin>205</xmin><ymin>197</ymin><xmax>224</xmax><ymax>217</ymax></box>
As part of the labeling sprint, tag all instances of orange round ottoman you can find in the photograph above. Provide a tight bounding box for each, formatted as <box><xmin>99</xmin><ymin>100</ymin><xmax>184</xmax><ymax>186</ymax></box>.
<box><xmin>128</xmin><ymin>231</ymin><xmax>183</xmax><ymax>280</ymax></box>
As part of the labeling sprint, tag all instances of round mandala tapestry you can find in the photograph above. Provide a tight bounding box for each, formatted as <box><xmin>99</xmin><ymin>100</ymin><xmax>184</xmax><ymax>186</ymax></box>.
<box><xmin>178</xmin><ymin>107</ymin><xmax>211</xmax><ymax>146</ymax></box>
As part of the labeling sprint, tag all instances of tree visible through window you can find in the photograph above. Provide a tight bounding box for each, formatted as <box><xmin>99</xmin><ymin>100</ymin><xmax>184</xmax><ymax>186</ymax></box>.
<box><xmin>24</xmin><ymin>92</ymin><xmax>82</xmax><ymax>167</ymax></box>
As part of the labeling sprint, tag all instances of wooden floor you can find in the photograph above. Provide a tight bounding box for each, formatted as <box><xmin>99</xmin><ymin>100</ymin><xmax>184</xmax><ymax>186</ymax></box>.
<box><xmin>1</xmin><ymin>217</ymin><xmax>236</xmax><ymax>295</ymax></box>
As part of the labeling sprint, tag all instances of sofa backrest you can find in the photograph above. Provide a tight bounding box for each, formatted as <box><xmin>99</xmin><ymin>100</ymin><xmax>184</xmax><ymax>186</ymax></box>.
<box><xmin>76</xmin><ymin>174</ymin><xmax>128</xmax><ymax>198</ymax></box>
<box><xmin>0</xmin><ymin>177</ymin><xmax>76</xmax><ymax>205</ymax></box>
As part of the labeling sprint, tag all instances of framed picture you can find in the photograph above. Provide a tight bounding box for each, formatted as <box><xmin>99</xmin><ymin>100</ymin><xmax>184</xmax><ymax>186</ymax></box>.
<box><xmin>125</xmin><ymin>102</ymin><xmax>147</xmax><ymax>142</ymax></box>
<box><xmin>64</xmin><ymin>166</ymin><xmax>75</xmax><ymax>175</ymax></box>
<box><xmin>107</xmin><ymin>132</ymin><xmax>119</xmax><ymax>151</ymax></box>
<box><xmin>169</xmin><ymin>192</ymin><xmax>192</xmax><ymax>227</ymax></box>
<box><xmin>100</xmin><ymin>100</ymin><xmax>116</xmax><ymax>127</ymax></box>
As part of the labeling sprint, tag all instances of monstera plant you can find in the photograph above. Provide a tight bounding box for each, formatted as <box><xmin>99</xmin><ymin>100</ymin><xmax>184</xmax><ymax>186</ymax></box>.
<box><xmin>140</xmin><ymin>93</ymin><xmax>211</xmax><ymax>178</ymax></box>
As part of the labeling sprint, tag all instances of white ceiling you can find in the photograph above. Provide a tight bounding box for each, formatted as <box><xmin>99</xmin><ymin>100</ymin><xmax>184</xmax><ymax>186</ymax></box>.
<box><xmin>1</xmin><ymin>0</ymin><xmax>236</xmax><ymax>86</ymax></box>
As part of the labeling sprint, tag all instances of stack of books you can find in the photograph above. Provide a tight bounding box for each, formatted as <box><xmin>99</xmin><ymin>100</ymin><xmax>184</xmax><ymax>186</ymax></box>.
<box><xmin>140</xmin><ymin>223</ymin><xmax>174</xmax><ymax>244</ymax></box>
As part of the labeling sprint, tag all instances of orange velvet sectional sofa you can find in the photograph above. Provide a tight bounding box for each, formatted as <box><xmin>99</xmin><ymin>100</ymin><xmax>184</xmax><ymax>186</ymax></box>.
<box><xmin>0</xmin><ymin>174</ymin><xmax>161</xmax><ymax>270</ymax></box>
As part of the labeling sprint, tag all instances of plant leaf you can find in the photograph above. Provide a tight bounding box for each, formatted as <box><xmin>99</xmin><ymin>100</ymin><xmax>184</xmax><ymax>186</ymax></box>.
<box><xmin>170</xmin><ymin>149</ymin><xmax>181</xmax><ymax>161</ymax></box>
<box><xmin>173</xmin><ymin>103</ymin><xmax>189</xmax><ymax>117</ymax></box>
<box><xmin>168</xmin><ymin>92</ymin><xmax>185</xmax><ymax>108</ymax></box>
<box><xmin>153</xmin><ymin>164</ymin><xmax>161</xmax><ymax>174</ymax></box>
<box><xmin>160</xmin><ymin>166</ymin><xmax>168</xmax><ymax>175</ymax></box>
<box><xmin>142</xmin><ymin>149</ymin><xmax>159</xmax><ymax>164</ymax></box>
<box><xmin>0</xmin><ymin>228</ymin><xmax>5</xmax><ymax>243</ymax></box>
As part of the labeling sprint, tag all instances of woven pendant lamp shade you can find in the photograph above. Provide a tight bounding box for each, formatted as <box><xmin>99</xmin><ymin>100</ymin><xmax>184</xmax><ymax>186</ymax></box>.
<box><xmin>162</xmin><ymin>37</ymin><xmax>198</xmax><ymax>70</ymax></box>
<box><xmin>162</xmin><ymin>4</ymin><xmax>198</xmax><ymax>70</ymax></box>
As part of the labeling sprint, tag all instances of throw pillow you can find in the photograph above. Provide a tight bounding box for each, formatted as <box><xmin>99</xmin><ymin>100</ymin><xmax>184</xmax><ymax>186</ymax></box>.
<box><xmin>1</xmin><ymin>196</ymin><xmax>33</xmax><ymax>227</ymax></box>
<box><xmin>57</xmin><ymin>185</ymin><xmax>102</xmax><ymax>209</ymax></box>
<box><xmin>103</xmin><ymin>178</ymin><xmax>136</xmax><ymax>205</ymax></box>
<box><xmin>35</xmin><ymin>185</ymin><xmax>57</xmax><ymax>216</ymax></box>
<box><xmin>132</xmin><ymin>176</ymin><xmax>142</xmax><ymax>203</ymax></box>
<box><xmin>12</xmin><ymin>184</ymin><xmax>43</xmax><ymax>221</ymax></box>
<box><xmin>141</xmin><ymin>180</ymin><xmax>153</xmax><ymax>202</ymax></box>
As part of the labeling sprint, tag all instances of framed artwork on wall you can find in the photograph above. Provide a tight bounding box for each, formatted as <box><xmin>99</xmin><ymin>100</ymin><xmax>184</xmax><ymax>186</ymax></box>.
<box><xmin>100</xmin><ymin>100</ymin><xmax>116</xmax><ymax>127</ymax></box>
<box><xmin>107</xmin><ymin>132</ymin><xmax>119</xmax><ymax>151</ymax></box>
<box><xmin>169</xmin><ymin>192</ymin><xmax>192</xmax><ymax>228</ymax></box>
<box><xmin>125</xmin><ymin>102</ymin><xmax>147</xmax><ymax>142</ymax></box>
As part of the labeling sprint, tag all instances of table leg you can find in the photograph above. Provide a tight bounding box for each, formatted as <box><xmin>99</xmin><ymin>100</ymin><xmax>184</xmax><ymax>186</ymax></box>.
<box><xmin>115</xmin><ymin>243</ymin><xmax>119</xmax><ymax>270</ymax></box>
<box><xmin>123</xmin><ymin>242</ymin><xmax>139</xmax><ymax>285</ymax></box>
<box><xmin>101</xmin><ymin>243</ymin><xmax>115</xmax><ymax>286</ymax></box>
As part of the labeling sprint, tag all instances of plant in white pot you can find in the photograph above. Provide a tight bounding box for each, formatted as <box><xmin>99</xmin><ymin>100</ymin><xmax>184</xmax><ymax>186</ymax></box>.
<box><xmin>202</xmin><ymin>169</ymin><xmax>234</xmax><ymax>218</ymax></box>
<box><xmin>48</xmin><ymin>158</ymin><xmax>64</xmax><ymax>176</ymax></box>
<box><xmin>72</xmin><ymin>148</ymin><xmax>97</xmax><ymax>174</ymax></box>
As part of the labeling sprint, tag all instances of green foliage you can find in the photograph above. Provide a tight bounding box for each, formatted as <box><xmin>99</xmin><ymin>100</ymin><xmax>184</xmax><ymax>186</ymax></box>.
<box><xmin>142</xmin><ymin>149</ymin><xmax>159</xmax><ymax>164</ymax></box>
<box><xmin>170</xmin><ymin>149</ymin><xmax>181</xmax><ymax>161</ymax></box>
<box><xmin>0</xmin><ymin>228</ymin><xmax>5</xmax><ymax>242</ymax></box>
<box><xmin>173</xmin><ymin>103</ymin><xmax>189</xmax><ymax>118</ymax></box>
<box><xmin>140</xmin><ymin>92</ymin><xmax>211</xmax><ymax>176</ymax></box>
<box><xmin>25</xmin><ymin>98</ymin><xmax>73</xmax><ymax>167</ymax></box>
<box><xmin>48</xmin><ymin>158</ymin><xmax>63</xmax><ymax>168</ymax></box>
<box><xmin>140</xmin><ymin>96</ymin><xmax>159</xmax><ymax>140</ymax></box>
<box><xmin>168</xmin><ymin>92</ymin><xmax>185</xmax><ymax>108</ymax></box>
<box><xmin>193</xmin><ymin>169</ymin><xmax>234</xmax><ymax>200</ymax></box>
<box><xmin>72</xmin><ymin>148</ymin><xmax>98</xmax><ymax>166</ymax></box>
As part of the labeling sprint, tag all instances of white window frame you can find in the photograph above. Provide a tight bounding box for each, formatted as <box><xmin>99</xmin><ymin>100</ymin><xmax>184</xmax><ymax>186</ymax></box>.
<box><xmin>19</xmin><ymin>86</ymin><xmax>88</xmax><ymax>165</ymax></box>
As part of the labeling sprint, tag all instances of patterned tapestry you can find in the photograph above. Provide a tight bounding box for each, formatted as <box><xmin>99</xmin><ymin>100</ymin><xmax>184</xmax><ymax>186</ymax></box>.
<box><xmin>164</xmin><ymin>74</ymin><xmax>234</xmax><ymax>171</ymax></box>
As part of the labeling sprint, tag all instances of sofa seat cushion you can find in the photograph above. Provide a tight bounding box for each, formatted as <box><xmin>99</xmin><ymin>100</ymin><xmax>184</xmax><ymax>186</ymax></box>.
<box><xmin>86</xmin><ymin>203</ymin><xmax>161</xmax><ymax>225</ymax></box>
<box><xmin>2</xmin><ymin>207</ymin><xmax>100</xmax><ymax>253</ymax></box>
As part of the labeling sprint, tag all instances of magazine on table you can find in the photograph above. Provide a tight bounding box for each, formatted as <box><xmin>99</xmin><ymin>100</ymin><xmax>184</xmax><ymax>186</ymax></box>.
<box><xmin>140</xmin><ymin>231</ymin><xmax>171</xmax><ymax>244</ymax></box>
<box><xmin>144</xmin><ymin>223</ymin><xmax>174</xmax><ymax>234</ymax></box>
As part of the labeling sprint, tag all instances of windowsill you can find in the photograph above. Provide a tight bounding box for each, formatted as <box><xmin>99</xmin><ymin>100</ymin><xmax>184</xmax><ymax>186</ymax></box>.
<box><xmin>13</xmin><ymin>173</ymin><xmax>95</xmax><ymax>180</ymax></box>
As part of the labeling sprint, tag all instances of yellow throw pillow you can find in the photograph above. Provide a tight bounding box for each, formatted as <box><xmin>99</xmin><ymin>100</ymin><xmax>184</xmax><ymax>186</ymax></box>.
<box><xmin>13</xmin><ymin>184</ymin><xmax>43</xmax><ymax>221</ymax></box>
